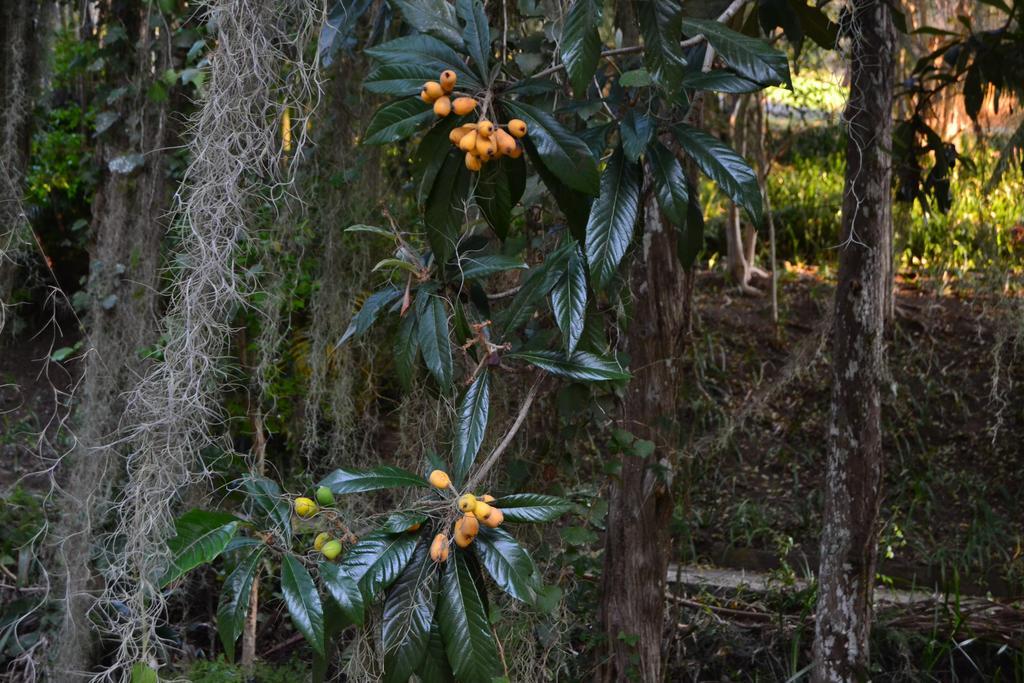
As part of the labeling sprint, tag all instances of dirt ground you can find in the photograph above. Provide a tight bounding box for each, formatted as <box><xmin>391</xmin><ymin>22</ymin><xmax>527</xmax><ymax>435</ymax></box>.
<box><xmin>678</xmin><ymin>268</ymin><xmax>1024</xmax><ymax>596</ymax></box>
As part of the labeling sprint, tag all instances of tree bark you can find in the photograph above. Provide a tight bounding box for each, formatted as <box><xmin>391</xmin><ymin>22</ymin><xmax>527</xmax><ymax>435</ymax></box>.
<box><xmin>598</xmin><ymin>188</ymin><xmax>690</xmax><ymax>682</ymax></box>
<box><xmin>53</xmin><ymin>2</ymin><xmax>173</xmax><ymax>676</ymax></box>
<box><xmin>811</xmin><ymin>0</ymin><xmax>894</xmax><ymax>680</ymax></box>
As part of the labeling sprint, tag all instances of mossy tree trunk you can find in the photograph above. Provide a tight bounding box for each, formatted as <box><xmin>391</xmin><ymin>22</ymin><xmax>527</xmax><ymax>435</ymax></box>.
<box><xmin>598</xmin><ymin>187</ymin><xmax>691</xmax><ymax>682</ymax></box>
<box><xmin>811</xmin><ymin>0</ymin><xmax>895</xmax><ymax>680</ymax></box>
<box><xmin>53</xmin><ymin>1</ymin><xmax>174</xmax><ymax>676</ymax></box>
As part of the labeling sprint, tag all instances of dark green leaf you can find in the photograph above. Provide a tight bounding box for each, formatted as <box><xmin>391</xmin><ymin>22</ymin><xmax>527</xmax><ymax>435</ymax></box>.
<box><xmin>523</xmin><ymin>138</ymin><xmax>592</xmax><ymax>240</ymax></box>
<box><xmin>161</xmin><ymin>510</ymin><xmax>243</xmax><ymax>587</ymax></box>
<box><xmin>964</xmin><ymin>62</ymin><xmax>982</xmax><ymax>121</ymax></box>
<box><xmin>438</xmin><ymin>552</ymin><xmax>501</xmax><ymax>680</ymax></box>
<box><xmin>676</xmin><ymin>181</ymin><xmax>704</xmax><ymax>268</ymax></box>
<box><xmin>584</xmin><ymin>145</ymin><xmax>641</xmax><ymax>289</ymax></box>
<box><xmin>455</xmin><ymin>254</ymin><xmax>528</xmax><ymax>281</ymax></box>
<box><xmin>620</xmin><ymin>110</ymin><xmax>655</xmax><ymax>163</ymax></box>
<box><xmin>394</xmin><ymin>311</ymin><xmax>420</xmax><ymax>391</ymax></box>
<box><xmin>320</xmin><ymin>0</ymin><xmax>374</xmax><ymax>67</ymax></box>
<box><xmin>681</xmin><ymin>17</ymin><xmax>792</xmax><ymax>87</ymax></box>
<box><xmin>341</xmin><ymin>531</ymin><xmax>420</xmax><ymax>601</ymax></box>
<box><xmin>416</xmin><ymin>289</ymin><xmax>454</xmax><ymax>388</ymax></box>
<box><xmin>319</xmin><ymin>466</ymin><xmax>429</xmax><ymax>495</ymax></box>
<box><xmin>364</xmin><ymin>62</ymin><xmax>452</xmax><ymax>97</ymax></box>
<box><xmin>619</xmin><ymin>68</ymin><xmax>653</xmax><ymax>87</ymax></box>
<box><xmin>243</xmin><ymin>477</ymin><xmax>291</xmax><ymax>543</ymax></box>
<box><xmin>363</xmin><ymin>98</ymin><xmax>435</xmax><ymax>145</ymax></box>
<box><xmin>414</xmin><ymin>120</ymin><xmax>459</xmax><ymax>204</ymax></box>
<box><xmin>366</xmin><ymin>35</ymin><xmax>483</xmax><ymax>91</ymax></box>
<box><xmin>391</xmin><ymin>0</ymin><xmax>464</xmax><ymax>48</ymax></box>
<box><xmin>453</xmin><ymin>370</ymin><xmax>490</xmax><ymax>484</ymax></box>
<box><xmin>381</xmin><ymin>511</ymin><xmax>429</xmax><ymax>534</ymax></box>
<box><xmin>759</xmin><ymin>0</ymin><xmax>803</xmax><ymax>54</ymax></box>
<box><xmin>383</xmin><ymin>538</ymin><xmax>439</xmax><ymax>683</ymax></box>
<box><xmin>476</xmin><ymin>156</ymin><xmax>524</xmax><ymax>239</ymax></box>
<box><xmin>320</xmin><ymin>561</ymin><xmax>366</xmax><ymax>625</ymax></box>
<box><xmin>509</xmin><ymin>350</ymin><xmax>630</xmax><ymax>381</ymax></box>
<box><xmin>550</xmin><ymin>244</ymin><xmax>587</xmax><ymax>354</ymax></box>
<box><xmin>504</xmin><ymin>101</ymin><xmax>600</xmax><ymax>195</ymax></box>
<box><xmin>561</xmin><ymin>0</ymin><xmax>602</xmax><ymax>96</ymax></box>
<box><xmin>497</xmin><ymin>242</ymin><xmax>574</xmax><ymax>333</ymax></box>
<box><xmin>790</xmin><ymin>0</ymin><xmax>839</xmax><ymax>50</ymax></box>
<box><xmin>424</xmin><ymin>149</ymin><xmax>471</xmax><ymax>263</ymax></box>
<box><xmin>456</xmin><ymin>0</ymin><xmax>491</xmax><ymax>80</ymax></box>
<box><xmin>473</xmin><ymin>527</ymin><xmax>540</xmax><ymax>604</ymax></box>
<box><xmin>681</xmin><ymin>69</ymin><xmax>763</xmax><ymax>93</ymax></box>
<box><xmin>337</xmin><ymin>286</ymin><xmax>403</xmax><ymax>346</ymax></box>
<box><xmin>646</xmin><ymin>140</ymin><xmax>689</xmax><ymax>225</ymax></box>
<box><xmin>217</xmin><ymin>547</ymin><xmax>264</xmax><ymax>660</ymax></box>
<box><xmin>637</xmin><ymin>0</ymin><xmax>687</xmax><ymax>92</ymax></box>
<box><xmin>673</xmin><ymin>123</ymin><xmax>762</xmax><ymax>226</ymax></box>
<box><xmin>493</xmin><ymin>493</ymin><xmax>574</xmax><ymax>522</ymax></box>
<box><xmin>417</xmin><ymin>618</ymin><xmax>455</xmax><ymax>682</ymax></box>
<box><xmin>281</xmin><ymin>554</ymin><xmax>325</xmax><ymax>655</ymax></box>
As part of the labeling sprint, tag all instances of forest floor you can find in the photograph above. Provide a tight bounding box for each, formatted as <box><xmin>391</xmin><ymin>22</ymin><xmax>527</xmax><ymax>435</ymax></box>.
<box><xmin>677</xmin><ymin>266</ymin><xmax>1024</xmax><ymax>598</ymax></box>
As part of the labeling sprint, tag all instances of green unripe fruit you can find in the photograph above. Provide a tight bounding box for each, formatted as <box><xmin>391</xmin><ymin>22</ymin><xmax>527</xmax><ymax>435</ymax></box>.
<box><xmin>315</xmin><ymin>486</ymin><xmax>335</xmax><ymax>506</ymax></box>
<box><xmin>321</xmin><ymin>540</ymin><xmax>342</xmax><ymax>560</ymax></box>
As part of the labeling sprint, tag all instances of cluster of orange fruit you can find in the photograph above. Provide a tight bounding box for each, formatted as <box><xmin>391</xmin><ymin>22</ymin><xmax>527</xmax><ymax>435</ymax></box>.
<box><xmin>427</xmin><ymin>469</ymin><xmax>505</xmax><ymax>562</ymax></box>
<box><xmin>418</xmin><ymin>70</ymin><xmax>529</xmax><ymax>172</ymax></box>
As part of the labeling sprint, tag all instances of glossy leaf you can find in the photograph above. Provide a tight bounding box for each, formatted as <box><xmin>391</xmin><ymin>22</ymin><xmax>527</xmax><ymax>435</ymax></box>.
<box><xmin>424</xmin><ymin>149</ymin><xmax>471</xmax><ymax>263</ymax></box>
<box><xmin>493</xmin><ymin>493</ymin><xmax>575</xmax><ymax>522</ymax></box>
<box><xmin>417</xmin><ymin>618</ymin><xmax>455</xmax><ymax>682</ymax></box>
<box><xmin>561</xmin><ymin>0</ymin><xmax>602</xmax><ymax>96</ymax></box>
<box><xmin>523</xmin><ymin>137</ymin><xmax>592</xmax><ymax>240</ymax></box>
<box><xmin>681</xmin><ymin>70</ymin><xmax>763</xmax><ymax>93</ymax></box>
<box><xmin>455</xmin><ymin>254</ymin><xmax>528</xmax><ymax>281</ymax></box>
<box><xmin>320</xmin><ymin>0</ymin><xmax>374</xmax><ymax>67</ymax></box>
<box><xmin>341</xmin><ymin>531</ymin><xmax>420</xmax><ymax>601</ymax></box>
<box><xmin>383</xmin><ymin>538</ymin><xmax>439</xmax><ymax>683</ymax></box>
<box><xmin>550</xmin><ymin>243</ymin><xmax>587</xmax><ymax>354</ymax></box>
<box><xmin>646</xmin><ymin>140</ymin><xmax>688</xmax><ymax>225</ymax></box>
<box><xmin>673</xmin><ymin>123</ymin><xmax>762</xmax><ymax>226</ymax></box>
<box><xmin>681</xmin><ymin>18</ymin><xmax>792</xmax><ymax>88</ymax></box>
<box><xmin>497</xmin><ymin>243</ymin><xmax>573</xmax><ymax>333</ymax></box>
<box><xmin>366</xmin><ymin>35</ymin><xmax>483</xmax><ymax>91</ymax></box>
<box><xmin>509</xmin><ymin>350</ymin><xmax>630</xmax><ymax>381</ymax></box>
<box><xmin>394</xmin><ymin>310</ymin><xmax>420</xmax><ymax>391</ymax></box>
<box><xmin>243</xmin><ymin>476</ymin><xmax>291</xmax><ymax>543</ymax></box>
<box><xmin>281</xmin><ymin>554</ymin><xmax>325</xmax><ymax>655</ymax></box>
<box><xmin>453</xmin><ymin>370</ymin><xmax>490</xmax><ymax>483</ymax></box>
<box><xmin>319</xmin><ymin>465</ymin><xmax>428</xmax><ymax>495</ymax></box>
<box><xmin>363</xmin><ymin>98</ymin><xmax>435</xmax><ymax>145</ymax></box>
<box><xmin>677</xmin><ymin>182</ymin><xmax>705</xmax><ymax>268</ymax></box>
<box><xmin>474</xmin><ymin>527</ymin><xmax>540</xmax><ymax>604</ymax></box>
<box><xmin>504</xmin><ymin>100</ymin><xmax>600</xmax><ymax>196</ymax></box>
<box><xmin>791</xmin><ymin>0</ymin><xmax>840</xmax><ymax>50</ymax></box>
<box><xmin>217</xmin><ymin>546</ymin><xmax>263</xmax><ymax>660</ymax></box>
<box><xmin>381</xmin><ymin>511</ymin><xmax>429</xmax><ymax>534</ymax></box>
<box><xmin>438</xmin><ymin>552</ymin><xmax>502</xmax><ymax>681</ymax></box>
<box><xmin>161</xmin><ymin>510</ymin><xmax>243</xmax><ymax>587</ymax></box>
<box><xmin>620</xmin><ymin>110</ymin><xmax>655</xmax><ymax>163</ymax></box>
<box><xmin>476</xmin><ymin>155</ymin><xmax>526</xmax><ymax>239</ymax></box>
<box><xmin>337</xmin><ymin>286</ymin><xmax>403</xmax><ymax>346</ymax></box>
<box><xmin>416</xmin><ymin>289</ymin><xmax>454</xmax><ymax>388</ymax></box>
<box><xmin>320</xmin><ymin>561</ymin><xmax>366</xmax><ymax>626</ymax></box>
<box><xmin>391</xmin><ymin>0</ymin><xmax>463</xmax><ymax>48</ymax></box>
<box><xmin>636</xmin><ymin>0</ymin><xmax>687</xmax><ymax>92</ymax></box>
<box><xmin>585</xmin><ymin>146</ymin><xmax>641</xmax><ymax>289</ymax></box>
<box><xmin>456</xmin><ymin>0</ymin><xmax>491</xmax><ymax>80</ymax></box>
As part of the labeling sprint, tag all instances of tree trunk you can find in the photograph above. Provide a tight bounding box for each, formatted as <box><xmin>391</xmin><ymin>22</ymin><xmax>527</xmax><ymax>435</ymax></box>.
<box><xmin>811</xmin><ymin>0</ymin><xmax>894</xmax><ymax>680</ymax></box>
<box><xmin>53</xmin><ymin>3</ymin><xmax>172</xmax><ymax>676</ymax></box>
<box><xmin>598</xmin><ymin>188</ymin><xmax>690</xmax><ymax>682</ymax></box>
<box><xmin>0</xmin><ymin>0</ymin><xmax>53</xmax><ymax>334</ymax></box>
